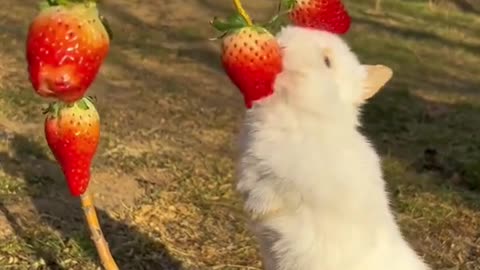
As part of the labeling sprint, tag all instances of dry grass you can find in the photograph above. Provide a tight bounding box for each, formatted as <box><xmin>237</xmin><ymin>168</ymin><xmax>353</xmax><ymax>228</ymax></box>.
<box><xmin>0</xmin><ymin>0</ymin><xmax>479</xmax><ymax>269</ymax></box>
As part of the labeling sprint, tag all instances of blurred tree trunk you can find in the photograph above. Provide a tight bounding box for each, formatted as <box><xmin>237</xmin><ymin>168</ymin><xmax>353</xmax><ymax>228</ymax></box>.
<box><xmin>375</xmin><ymin>0</ymin><xmax>382</xmax><ymax>12</ymax></box>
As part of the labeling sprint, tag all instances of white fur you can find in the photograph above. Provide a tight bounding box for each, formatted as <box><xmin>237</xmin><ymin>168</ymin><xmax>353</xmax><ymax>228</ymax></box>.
<box><xmin>234</xmin><ymin>26</ymin><xmax>431</xmax><ymax>270</ymax></box>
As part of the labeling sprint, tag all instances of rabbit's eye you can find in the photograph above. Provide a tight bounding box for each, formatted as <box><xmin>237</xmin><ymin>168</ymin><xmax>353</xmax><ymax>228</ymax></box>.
<box><xmin>324</xmin><ymin>56</ymin><xmax>331</xmax><ymax>68</ymax></box>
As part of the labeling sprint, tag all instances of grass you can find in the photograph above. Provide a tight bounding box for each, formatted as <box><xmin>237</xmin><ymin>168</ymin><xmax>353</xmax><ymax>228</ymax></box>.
<box><xmin>0</xmin><ymin>0</ymin><xmax>479</xmax><ymax>269</ymax></box>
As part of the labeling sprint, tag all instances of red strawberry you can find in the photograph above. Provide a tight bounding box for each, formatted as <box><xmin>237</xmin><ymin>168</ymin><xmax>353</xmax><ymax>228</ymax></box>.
<box><xmin>44</xmin><ymin>97</ymin><xmax>100</xmax><ymax>196</ymax></box>
<box><xmin>284</xmin><ymin>0</ymin><xmax>351</xmax><ymax>34</ymax></box>
<box><xmin>26</xmin><ymin>1</ymin><xmax>110</xmax><ymax>103</ymax></box>
<box><xmin>212</xmin><ymin>17</ymin><xmax>283</xmax><ymax>108</ymax></box>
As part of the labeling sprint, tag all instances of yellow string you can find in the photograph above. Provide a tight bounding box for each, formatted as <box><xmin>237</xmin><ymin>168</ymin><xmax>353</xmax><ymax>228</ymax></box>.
<box><xmin>233</xmin><ymin>0</ymin><xmax>253</xmax><ymax>26</ymax></box>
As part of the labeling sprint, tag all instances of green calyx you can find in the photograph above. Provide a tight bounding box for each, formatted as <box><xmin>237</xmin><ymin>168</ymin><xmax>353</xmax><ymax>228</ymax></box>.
<box><xmin>261</xmin><ymin>0</ymin><xmax>297</xmax><ymax>33</ymax></box>
<box><xmin>76</xmin><ymin>98</ymin><xmax>91</xmax><ymax>110</ymax></box>
<box><xmin>42</xmin><ymin>0</ymin><xmax>98</xmax><ymax>8</ymax></box>
<box><xmin>99</xmin><ymin>14</ymin><xmax>113</xmax><ymax>40</ymax></box>
<box><xmin>38</xmin><ymin>0</ymin><xmax>113</xmax><ymax>40</ymax></box>
<box><xmin>210</xmin><ymin>2</ymin><xmax>293</xmax><ymax>39</ymax></box>
<box><xmin>43</xmin><ymin>97</ymin><xmax>95</xmax><ymax>119</ymax></box>
<box><xmin>209</xmin><ymin>13</ymin><xmax>275</xmax><ymax>40</ymax></box>
<box><xmin>209</xmin><ymin>0</ymin><xmax>257</xmax><ymax>39</ymax></box>
<box><xmin>281</xmin><ymin>0</ymin><xmax>297</xmax><ymax>10</ymax></box>
<box><xmin>43</xmin><ymin>102</ymin><xmax>61</xmax><ymax>119</ymax></box>
<box><xmin>209</xmin><ymin>13</ymin><xmax>250</xmax><ymax>39</ymax></box>
<box><xmin>210</xmin><ymin>13</ymin><xmax>249</xmax><ymax>32</ymax></box>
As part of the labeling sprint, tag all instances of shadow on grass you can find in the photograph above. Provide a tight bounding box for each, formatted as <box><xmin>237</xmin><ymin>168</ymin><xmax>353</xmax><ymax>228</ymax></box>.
<box><xmin>352</xmin><ymin>15</ymin><xmax>480</xmax><ymax>55</ymax></box>
<box><xmin>450</xmin><ymin>0</ymin><xmax>479</xmax><ymax>14</ymax></box>
<box><xmin>0</xmin><ymin>135</ymin><xmax>183</xmax><ymax>270</ymax></box>
<box><xmin>361</xmin><ymin>86</ymin><xmax>480</xmax><ymax>195</ymax></box>
<box><xmin>100</xmin><ymin>0</ymin><xmax>224</xmax><ymax>73</ymax></box>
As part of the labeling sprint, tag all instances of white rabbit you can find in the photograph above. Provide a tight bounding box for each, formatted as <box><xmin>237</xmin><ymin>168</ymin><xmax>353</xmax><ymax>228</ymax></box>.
<box><xmin>234</xmin><ymin>25</ymin><xmax>431</xmax><ymax>270</ymax></box>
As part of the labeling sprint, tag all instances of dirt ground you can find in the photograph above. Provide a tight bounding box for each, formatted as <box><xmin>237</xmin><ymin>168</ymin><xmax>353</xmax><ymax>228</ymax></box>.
<box><xmin>0</xmin><ymin>0</ymin><xmax>480</xmax><ymax>269</ymax></box>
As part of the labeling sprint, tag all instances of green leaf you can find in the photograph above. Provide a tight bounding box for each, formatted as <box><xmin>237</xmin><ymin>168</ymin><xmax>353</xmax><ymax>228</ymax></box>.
<box><xmin>77</xmin><ymin>98</ymin><xmax>90</xmax><ymax>110</ymax></box>
<box><xmin>57</xmin><ymin>0</ymin><xmax>70</xmax><ymax>5</ymax></box>
<box><xmin>42</xmin><ymin>103</ymin><xmax>54</xmax><ymax>115</ymax></box>
<box><xmin>210</xmin><ymin>13</ymin><xmax>248</xmax><ymax>33</ymax></box>
<box><xmin>45</xmin><ymin>0</ymin><xmax>58</xmax><ymax>6</ymax></box>
<box><xmin>282</xmin><ymin>0</ymin><xmax>296</xmax><ymax>10</ymax></box>
<box><xmin>100</xmin><ymin>14</ymin><xmax>113</xmax><ymax>40</ymax></box>
<box><xmin>263</xmin><ymin>10</ymin><xmax>290</xmax><ymax>35</ymax></box>
<box><xmin>226</xmin><ymin>13</ymin><xmax>248</xmax><ymax>28</ymax></box>
<box><xmin>41</xmin><ymin>0</ymin><xmax>96</xmax><ymax>8</ymax></box>
<box><xmin>210</xmin><ymin>17</ymin><xmax>233</xmax><ymax>32</ymax></box>
<box><xmin>86</xmin><ymin>95</ymin><xmax>97</xmax><ymax>103</ymax></box>
<box><xmin>43</xmin><ymin>102</ymin><xmax>62</xmax><ymax>119</ymax></box>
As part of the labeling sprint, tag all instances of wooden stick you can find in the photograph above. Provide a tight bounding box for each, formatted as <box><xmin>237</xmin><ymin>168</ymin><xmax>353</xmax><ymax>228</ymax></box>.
<box><xmin>80</xmin><ymin>192</ymin><xmax>119</xmax><ymax>270</ymax></box>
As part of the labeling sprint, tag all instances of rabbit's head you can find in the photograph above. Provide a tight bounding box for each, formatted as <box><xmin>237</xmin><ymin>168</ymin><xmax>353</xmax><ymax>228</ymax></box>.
<box><xmin>271</xmin><ymin>25</ymin><xmax>392</xmax><ymax>124</ymax></box>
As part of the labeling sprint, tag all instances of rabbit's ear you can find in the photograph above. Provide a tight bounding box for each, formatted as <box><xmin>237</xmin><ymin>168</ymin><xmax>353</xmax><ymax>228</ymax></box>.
<box><xmin>360</xmin><ymin>65</ymin><xmax>393</xmax><ymax>101</ymax></box>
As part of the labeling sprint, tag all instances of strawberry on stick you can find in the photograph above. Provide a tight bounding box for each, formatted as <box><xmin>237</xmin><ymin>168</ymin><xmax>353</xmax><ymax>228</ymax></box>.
<box><xmin>282</xmin><ymin>0</ymin><xmax>351</xmax><ymax>34</ymax></box>
<box><xmin>26</xmin><ymin>0</ymin><xmax>111</xmax><ymax>103</ymax></box>
<box><xmin>44</xmin><ymin>98</ymin><xmax>100</xmax><ymax>197</ymax></box>
<box><xmin>27</xmin><ymin>0</ymin><xmax>118</xmax><ymax>268</ymax></box>
<box><xmin>210</xmin><ymin>0</ymin><xmax>283</xmax><ymax>109</ymax></box>
<box><xmin>44</xmin><ymin>97</ymin><xmax>119</xmax><ymax>270</ymax></box>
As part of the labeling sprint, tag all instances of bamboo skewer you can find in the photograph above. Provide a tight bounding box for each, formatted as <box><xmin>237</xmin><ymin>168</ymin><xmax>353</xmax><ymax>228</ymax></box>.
<box><xmin>80</xmin><ymin>191</ymin><xmax>119</xmax><ymax>270</ymax></box>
